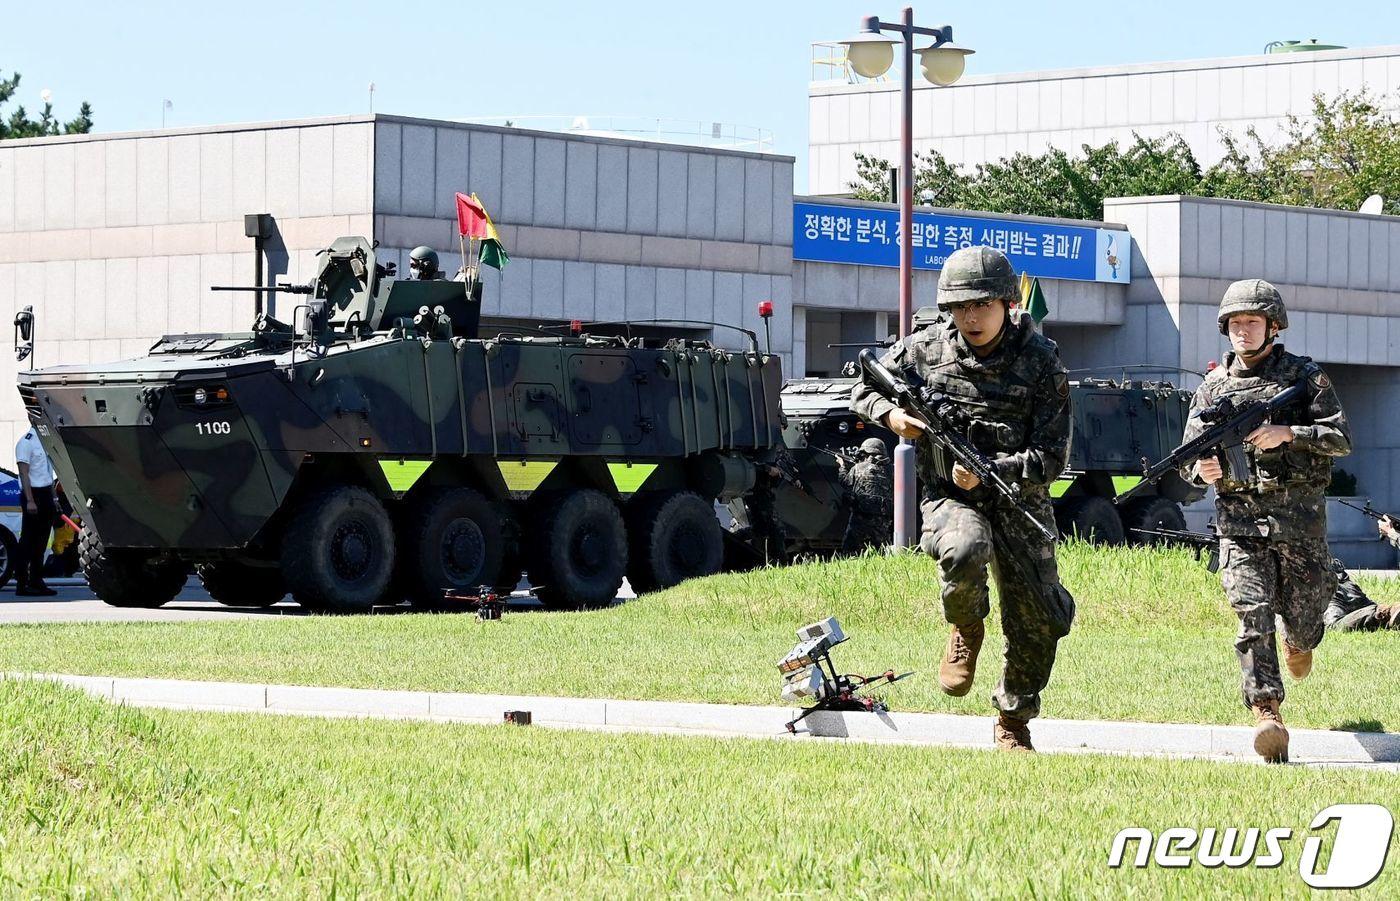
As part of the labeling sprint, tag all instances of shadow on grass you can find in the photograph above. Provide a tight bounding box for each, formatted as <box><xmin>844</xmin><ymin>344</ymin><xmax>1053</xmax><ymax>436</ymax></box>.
<box><xmin>1335</xmin><ymin>718</ymin><xmax>1387</xmax><ymax>734</ymax></box>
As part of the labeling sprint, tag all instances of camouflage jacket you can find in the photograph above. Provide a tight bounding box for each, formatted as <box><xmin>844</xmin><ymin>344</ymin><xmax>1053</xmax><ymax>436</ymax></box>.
<box><xmin>840</xmin><ymin>459</ymin><xmax>892</xmax><ymax>517</ymax></box>
<box><xmin>1182</xmin><ymin>345</ymin><xmax>1350</xmax><ymax>539</ymax></box>
<box><xmin>849</xmin><ymin>310</ymin><xmax>1071</xmax><ymax>505</ymax></box>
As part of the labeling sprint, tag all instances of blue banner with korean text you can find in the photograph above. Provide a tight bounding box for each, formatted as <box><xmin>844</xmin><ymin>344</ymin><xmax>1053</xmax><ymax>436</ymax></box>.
<box><xmin>793</xmin><ymin>201</ymin><xmax>1131</xmax><ymax>284</ymax></box>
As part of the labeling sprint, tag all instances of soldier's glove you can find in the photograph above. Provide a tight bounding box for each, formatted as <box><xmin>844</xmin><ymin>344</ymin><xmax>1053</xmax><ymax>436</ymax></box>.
<box><xmin>967</xmin><ymin>420</ymin><xmax>1016</xmax><ymax>452</ymax></box>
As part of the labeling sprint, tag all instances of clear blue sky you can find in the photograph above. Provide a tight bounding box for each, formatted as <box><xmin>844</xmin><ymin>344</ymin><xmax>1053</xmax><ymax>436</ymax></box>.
<box><xmin>4</xmin><ymin>0</ymin><xmax>1397</xmax><ymax>192</ymax></box>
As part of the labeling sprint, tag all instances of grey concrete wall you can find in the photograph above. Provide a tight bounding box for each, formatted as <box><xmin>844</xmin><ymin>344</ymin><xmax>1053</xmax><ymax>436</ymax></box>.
<box><xmin>809</xmin><ymin>45</ymin><xmax>1400</xmax><ymax>196</ymax></box>
<box><xmin>0</xmin><ymin>117</ymin><xmax>376</xmax><ymax>461</ymax></box>
<box><xmin>368</xmin><ymin>117</ymin><xmax>795</xmax><ymax>364</ymax></box>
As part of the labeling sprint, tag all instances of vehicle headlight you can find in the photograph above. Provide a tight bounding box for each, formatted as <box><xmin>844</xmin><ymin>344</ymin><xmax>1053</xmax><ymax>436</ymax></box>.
<box><xmin>193</xmin><ymin>388</ymin><xmax>208</xmax><ymax>405</ymax></box>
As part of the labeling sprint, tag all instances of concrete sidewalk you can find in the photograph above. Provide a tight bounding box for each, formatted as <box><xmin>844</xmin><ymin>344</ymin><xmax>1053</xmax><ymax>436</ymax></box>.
<box><xmin>12</xmin><ymin>671</ymin><xmax>1400</xmax><ymax>769</ymax></box>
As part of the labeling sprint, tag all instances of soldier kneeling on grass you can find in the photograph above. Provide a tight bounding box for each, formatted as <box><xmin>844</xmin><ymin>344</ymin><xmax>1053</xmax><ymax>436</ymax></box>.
<box><xmin>1184</xmin><ymin>279</ymin><xmax>1351</xmax><ymax>763</ymax></box>
<box><xmin>1326</xmin><ymin>519</ymin><xmax>1400</xmax><ymax>632</ymax></box>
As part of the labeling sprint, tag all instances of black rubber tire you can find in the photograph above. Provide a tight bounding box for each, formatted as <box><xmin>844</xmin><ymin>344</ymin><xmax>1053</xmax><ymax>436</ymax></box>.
<box><xmin>626</xmin><ymin>491</ymin><xmax>724</xmax><ymax>594</ymax></box>
<box><xmin>400</xmin><ymin>486</ymin><xmax>505</xmax><ymax>609</ymax></box>
<box><xmin>1054</xmin><ymin>495</ymin><xmax>1125</xmax><ymax>545</ymax></box>
<box><xmin>0</xmin><ymin>525</ymin><xmax>17</xmax><ymax>589</ymax></box>
<box><xmin>281</xmin><ymin>485</ymin><xmax>395</xmax><ymax>615</ymax></box>
<box><xmin>196</xmin><ymin>561</ymin><xmax>286</xmax><ymax>608</ymax></box>
<box><xmin>1122</xmin><ymin>496</ymin><xmax>1189</xmax><ymax>545</ymax></box>
<box><xmin>78</xmin><ymin>527</ymin><xmax>188</xmax><ymax>608</ymax></box>
<box><xmin>528</xmin><ymin>489</ymin><xmax>627</xmax><ymax>610</ymax></box>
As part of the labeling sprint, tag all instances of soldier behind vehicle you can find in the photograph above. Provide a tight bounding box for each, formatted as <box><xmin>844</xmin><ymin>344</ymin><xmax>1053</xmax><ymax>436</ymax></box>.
<box><xmin>408</xmin><ymin>246</ymin><xmax>442</xmax><ymax>280</ymax></box>
<box><xmin>1184</xmin><ymin>279</ymin><xmax>1351</xmax><ymax>763</ymax></box>
<box><xmin>837</xmin><ymin>438</ymin><xmax>892</xmax><ymax>554</ymax></box>
<box><xmin>1326</xmin><ymin>517</ymin><xmax>1400</xmax><ymax>632</ymax></box>
<box><xmin>747</xmin><ymin>450</ymin><xmax>794</xmax><ymax>565</ymax></box>
<box><xmin>850</xmin><ymin>245</ymin><xmax>1075</xmax><ymax>753</ymax></box>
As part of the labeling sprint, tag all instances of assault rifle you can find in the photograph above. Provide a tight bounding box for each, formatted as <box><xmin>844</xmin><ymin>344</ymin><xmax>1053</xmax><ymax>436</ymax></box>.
<box><xmin>809</xmin><ymin>445</ymin><xmax>859</xmax><ymax>466</ymax></box>
<box><xmin>857</xmin><ymin>348</ymin><xmax>1056</xmax><ymax>543</ymax></box>
<box><xmin>1130</xmin><ymin>527</ymin><xmax>1220</xmax><ymax>572</ymax></box>
<box><xmin>1337</xmin><ymin>498</ymin><xmax>1396</xmax><ymax>525</ymax></box>
<box><xmin>1115</xmin><ymin>381</ymin><xmax>1308</xmax><ymax>505</ymax></box>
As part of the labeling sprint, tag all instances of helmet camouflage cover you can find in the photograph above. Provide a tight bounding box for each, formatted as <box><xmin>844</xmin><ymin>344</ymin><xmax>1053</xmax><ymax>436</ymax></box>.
<box><xmin>1217</xmin><ymin>278</ymin><xmax>1287</xmax><ymax>333</ymax></box>
<box><xmin>859</xmin><ymin>438</ymin><xmax>888</xmax><ymax>458</ymax></box>
<box><xmin>936</xmin><ymin>245</ymin><xmax>1018</xmax><ymax>310</ymax></box>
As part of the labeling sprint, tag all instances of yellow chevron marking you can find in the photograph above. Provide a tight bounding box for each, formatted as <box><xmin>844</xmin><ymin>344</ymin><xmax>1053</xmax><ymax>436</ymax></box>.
<box><xmin>497</xmin><ymin>461</ymin><xmax>558</xmax><ymax>492</ymax></box>
<box><xmin>607</xmin><ymin>462</ymin><xmax>658</xmax><ymax>495</ymax></box>
<box><xmin>379</xmin><ymin>459</ymin><xmax>432</xmax><ymax>493</ymax></box>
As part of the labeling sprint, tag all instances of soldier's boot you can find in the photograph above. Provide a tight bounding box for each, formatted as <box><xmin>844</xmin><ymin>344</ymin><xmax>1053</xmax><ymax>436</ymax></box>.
<box><xmin>937</xmin><ymin>621</ymin><xmax>985</xmax><ymax>697</ymax></box>
<box><xmin>1251</xmin><ymin>699</ymin><xmax>1289</xmax><ymax>763</ymax></box>
<box><xmin>993</xmin><ymin>713</ymin><xmax>1035</xmax><ymax>753</ymax></box>
<box><xmin>1282</xmin><ymin>640</ymin><xmax>1313</xmax><ymax>681</ymax></box>
<box><xmin>1378</xmin><ymin>604</ymin><xmax>1400</xmax><ymax>630</ymax></box>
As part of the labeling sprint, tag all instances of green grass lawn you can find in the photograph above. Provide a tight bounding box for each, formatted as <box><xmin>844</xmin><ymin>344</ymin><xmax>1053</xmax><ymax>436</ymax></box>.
<box><xmin>2</xmin><ymin>542</ymin><xmax>1398</xmax><ymax>731</ymax></box>
<box><xmin>2</xmin><ymin>678</ymin><xmax>1394</xmax><ymax>898</ymax></box>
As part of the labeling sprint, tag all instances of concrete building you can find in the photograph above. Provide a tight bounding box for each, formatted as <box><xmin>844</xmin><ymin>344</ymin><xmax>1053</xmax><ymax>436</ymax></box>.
<box><xmin>0</xmin><ymin>114</ymin><xmax>795</xmax><ymax>460</ymax></box>
<box><xmin>808</xmin><ymin>44</ymin><xmax>1400</xmax><ymax>196</ymax></box>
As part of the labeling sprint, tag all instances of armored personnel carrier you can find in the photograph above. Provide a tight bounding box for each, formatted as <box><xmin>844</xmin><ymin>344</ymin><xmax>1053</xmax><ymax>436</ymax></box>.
<box><xmin>730</xmin><ymin>370</ymin><xmax>1198</xmax><ymax>556</ymax></box>
<box><xmin>18</xmin><ymin>237</ymin><xmax>782</xmax><ymax>612</ymax></box>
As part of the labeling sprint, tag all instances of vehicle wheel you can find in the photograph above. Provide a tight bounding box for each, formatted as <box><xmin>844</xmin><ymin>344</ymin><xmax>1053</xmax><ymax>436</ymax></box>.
<box><xmin>78</xmin><ymin>527</ymin><xmax>188</xmax><ymax>608</ymax></box>
<box><xmin>627</xmin><ymin>491</ymin><xmax>724</xmax><ymax>594</ymax></box>
<box><xmin>1054</xmin><ymin>496</ymin><xmax>1125</xmax><ymax>545</ymax></box>
<box><xmin>401</xmin><ymin>487</ymin><xmax>505</xmax><ymax>609</ymax></box>
<box><xmin>528</xmin><ymin>489</ymin><xmax>627</xmax><ymax>610</ymax></box>
<box><xmin>196</xmin><ymin>560</ymin><xmax>286</xmax><ymax>608</ymax></box>
<box><xmin>281</xmin><ymin>485</ymin><xmax>395</xmax><ymax>614</ymax></box>
<box><xmin>0</xmin><ymin>525</ymin><xmax>17</xmax><ymax>589</ymax></box>
<box><xmin>1122</xmin><ymin>496</ymin><xmax>1188</xmax><ymax>545</ymax></box>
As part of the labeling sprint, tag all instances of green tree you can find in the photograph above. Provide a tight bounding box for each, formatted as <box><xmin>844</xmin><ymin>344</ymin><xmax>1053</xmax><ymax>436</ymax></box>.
<box><xmin>0</xmin><ymin>70</ymin><xmax>94</xmax><ymax>140</ymax></box>
<box><xmin>849</xmin><ymin>90</ymin><xmax>1400</xmax><ymax>218</ymax></box>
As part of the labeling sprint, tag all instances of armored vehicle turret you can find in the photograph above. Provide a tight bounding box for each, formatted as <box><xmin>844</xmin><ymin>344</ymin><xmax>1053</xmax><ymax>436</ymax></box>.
<box><xmin>19</xmin><ymin>237</ymin><xmax>783</xmax><ymax>612</ymax></box>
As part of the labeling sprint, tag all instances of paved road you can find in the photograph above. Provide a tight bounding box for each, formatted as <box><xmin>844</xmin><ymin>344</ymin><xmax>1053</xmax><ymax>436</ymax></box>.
<box><xmin>0</xmin><ymin>578</ymin><xmax>636</xmax><ymax>624</ymax></box>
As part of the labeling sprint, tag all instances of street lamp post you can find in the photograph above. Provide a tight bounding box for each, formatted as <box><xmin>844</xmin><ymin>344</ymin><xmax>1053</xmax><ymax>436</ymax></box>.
<box><xmin>840</xmin><ymin>8</ymin><xmax>973</xmax><ymax>549</ymax></box>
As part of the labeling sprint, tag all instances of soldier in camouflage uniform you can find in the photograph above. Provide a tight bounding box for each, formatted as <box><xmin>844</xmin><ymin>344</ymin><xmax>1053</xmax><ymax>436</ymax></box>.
<box><xmin>1325</xmin><ymin>558</ymin><xmax>1400</xmax><ymax>632</ymax></box>
<box><xmin>1184</xmin><ymin>279</ymin><xmax>1351</xmax><ymax>763</ymax></box>
<box><xmin>850</xmin><ymin>246</ymin><xmax>1075</xmax><ymax>752</ymax></box>
<box><xmin>837</xmin><ymin>438</ymin><xmax>893</xmax><ymax>553</ymax></box>
<box><xmin>1325</xmin><ymin>520</ymin><xmax>1400</xmax><ymax>632</ymax></box>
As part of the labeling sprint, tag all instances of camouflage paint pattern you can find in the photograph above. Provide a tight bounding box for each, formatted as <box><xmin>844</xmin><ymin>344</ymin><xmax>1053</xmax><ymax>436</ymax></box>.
<box><xmin>18</xmin><ymin>236</ymin><xmax>784</xmax><ymax>557</ymax></box>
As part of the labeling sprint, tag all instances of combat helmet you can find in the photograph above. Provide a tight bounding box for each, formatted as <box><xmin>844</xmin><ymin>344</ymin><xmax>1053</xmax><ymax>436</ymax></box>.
<box><xmin>936</xmin><ymin>245</ymin><xmax>1018</xmax><ymax>310</ymax></box>
<box><xmin>409</xmin><ymin>246</ymin><xmax>440</xmax><ymax>280</ymax></box>
<box><xmin>859</xmin><ymin>438</ymin><xmax>888</xmax><ymax>459</ymax></box>
<box><xmin>1217</xmin><ymin>278</ymin><xmax>1287</xmax><ymax>334</ymax></box>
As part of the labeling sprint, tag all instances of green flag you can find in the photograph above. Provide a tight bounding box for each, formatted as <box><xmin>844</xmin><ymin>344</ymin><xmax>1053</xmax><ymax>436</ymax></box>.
<box><xmin>479</xmin><ymin>235</ymin><xmax>509</xmax><ymax>270</ymax></box>
<box><xmin>1026</xmin><ymin>276</ymin><xmax>1049</xmax><ymax>323</ymax></box>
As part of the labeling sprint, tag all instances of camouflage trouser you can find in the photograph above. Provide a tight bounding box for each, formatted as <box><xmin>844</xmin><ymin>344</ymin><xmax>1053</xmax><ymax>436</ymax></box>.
<box><xmin>1219</xmin><ymin>536</ymin><xmax>1336</xmax><ymax>707</ymax></box>
<box><xmin>841</xmin><ymin>514</ymin><xmax>891</xmax><ymax>554</ymax></box>
<box><xmin>921</xmin><ymin>496</ymin><xmax>1075</xmax><ymax>720</ymax></box>
<box><xmin>1324</xmin><ymin>571</ymin><xmax>1391</xmax><ymax>632</ymax></box>
<box><xmin>1326</xmin><ymin>604</ymin><xmax>1393</xmax><ymax>632</ymax></box>
<box><xmin>746</xmin><ymin>488</ymin><xmax>788</xmax><ymax>565</ymax></box>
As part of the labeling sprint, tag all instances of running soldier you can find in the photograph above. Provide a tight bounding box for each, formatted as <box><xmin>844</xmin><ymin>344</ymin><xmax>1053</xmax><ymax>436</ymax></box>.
<box><xmin>850</xmin><ymin>245</ymin><xmax>1075</xmax><ymax>752</ymax></box>
<box><xmin>1185</xmin><ymin>279</ymin><xmax>1351</xmax><ymax>763</ymax></box>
